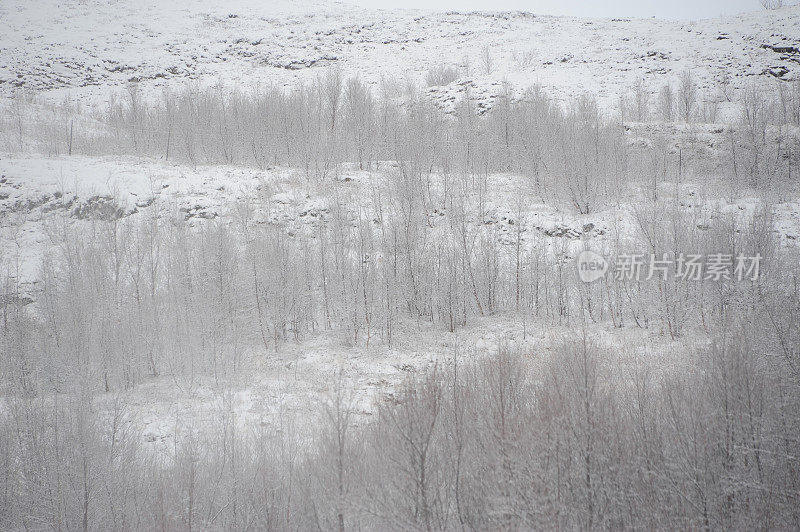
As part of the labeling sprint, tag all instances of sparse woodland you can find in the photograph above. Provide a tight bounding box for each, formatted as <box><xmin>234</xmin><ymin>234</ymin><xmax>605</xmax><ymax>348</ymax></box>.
<box><xmin>1</xmin><ymin>70</ymin><xmax>800</xmax><ymax>530</ymax></box>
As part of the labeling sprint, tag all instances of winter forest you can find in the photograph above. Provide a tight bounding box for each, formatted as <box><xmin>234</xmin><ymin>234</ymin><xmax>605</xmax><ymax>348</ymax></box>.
<box><xmin>1</xmin><ymin>0</ymin><xmax>800</xmax><ymax>530</ymax></box>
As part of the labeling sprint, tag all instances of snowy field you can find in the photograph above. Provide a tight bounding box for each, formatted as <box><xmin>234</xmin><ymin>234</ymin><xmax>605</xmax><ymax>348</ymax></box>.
<box><xmin>2</xmin><ymin>0</ymin><xmax>799</xmax><ymax>110</ymax></box>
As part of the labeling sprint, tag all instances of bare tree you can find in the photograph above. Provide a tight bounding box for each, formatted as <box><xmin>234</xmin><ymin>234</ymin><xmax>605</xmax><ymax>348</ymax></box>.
<box><xmin>678</xmin><ymin>69</ymin><xmax>697</xmax><ymax>123</ymax></box>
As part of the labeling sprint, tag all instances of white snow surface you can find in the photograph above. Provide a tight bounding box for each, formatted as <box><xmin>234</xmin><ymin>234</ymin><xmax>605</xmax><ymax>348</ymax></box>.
<box><xmin>1</xmin><ymin>0</ymin><xmax>799</xmax><ymax>112</ymax></box>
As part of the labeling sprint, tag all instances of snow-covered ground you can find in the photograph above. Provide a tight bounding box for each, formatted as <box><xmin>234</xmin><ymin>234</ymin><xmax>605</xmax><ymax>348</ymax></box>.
<box><xmin>2</xmin><ymin>0</ymin><xmax>800</xmax><ymax>452</ymax></box>
<box><xmin>4</xmin><ymin>145</ymin><xmax>797</xmax><ymax>284</ymax></box>
<box><xmin>2</xmin><ymin>146</ymin><xmax>798</xmax><ymax>448</ymax></box>
<box><xmin>122</xmin><ymin>311</ymin><xmax>709</xmax><ymax>454</ymax></box>
<box><xmin>2</xmin><ymin>0</ymin><xmax>799</xmax><ymax>112</ymax></box>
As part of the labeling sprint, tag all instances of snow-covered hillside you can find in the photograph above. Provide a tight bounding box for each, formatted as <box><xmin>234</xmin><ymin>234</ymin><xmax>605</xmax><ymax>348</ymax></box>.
<box><xmin>1</xmin><ymin>0</ymin><xmax>799</xmax><ymax>110</ymax></box>
<box><xmin>2</xmin><ymin>2</ymin><xmax>800</xmax><ymax>529</ymax></box>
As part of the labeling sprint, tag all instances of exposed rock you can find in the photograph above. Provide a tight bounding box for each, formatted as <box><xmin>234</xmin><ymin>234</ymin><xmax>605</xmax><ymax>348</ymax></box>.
<box><xmin>72</xmin><ymin>195</ymin><xmax>128</xmax><ymax>221</ymax></box>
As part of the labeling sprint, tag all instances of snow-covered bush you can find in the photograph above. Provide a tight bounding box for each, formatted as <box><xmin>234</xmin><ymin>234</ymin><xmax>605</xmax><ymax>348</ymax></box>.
<box><xmin>425</xmin><ymin>64</ymin><xmax>460</xmax><ymax>87</ymax></box>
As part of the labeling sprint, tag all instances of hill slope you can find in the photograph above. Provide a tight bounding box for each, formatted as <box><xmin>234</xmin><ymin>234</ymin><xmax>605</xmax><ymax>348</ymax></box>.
<box><xmin>1</xmin><ymin>0</ymin><xmax>798</xmax><ymax>110</ymax></box>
